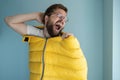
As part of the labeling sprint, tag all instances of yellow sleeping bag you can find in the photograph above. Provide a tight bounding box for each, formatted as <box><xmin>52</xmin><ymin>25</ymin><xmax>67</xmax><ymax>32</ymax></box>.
<box><xmin>23</xmin><ymin>34</ymin><xmax>87</xmax><ymax>80</ymax></box>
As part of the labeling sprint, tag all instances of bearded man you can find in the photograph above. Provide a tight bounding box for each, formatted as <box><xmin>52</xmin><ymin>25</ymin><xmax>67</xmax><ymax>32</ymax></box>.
<box><xmin>5</xmin><ymin>4</ymin><xmax>87</xmax><ymax>80</ymax></box>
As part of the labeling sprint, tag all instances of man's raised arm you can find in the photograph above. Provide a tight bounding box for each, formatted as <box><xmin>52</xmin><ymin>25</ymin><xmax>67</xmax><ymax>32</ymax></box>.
<box><xmin>4</xmin><ymin>12</ymin><xmax>43</xmax><ymax>35</ymax></box>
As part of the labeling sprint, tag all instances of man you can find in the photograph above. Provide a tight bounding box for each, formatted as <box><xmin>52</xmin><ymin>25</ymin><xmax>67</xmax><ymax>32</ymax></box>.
<box><xmin>5</xmin><ymin>4</ymin><xmax>87</xmax><ymax>80</ymax></box>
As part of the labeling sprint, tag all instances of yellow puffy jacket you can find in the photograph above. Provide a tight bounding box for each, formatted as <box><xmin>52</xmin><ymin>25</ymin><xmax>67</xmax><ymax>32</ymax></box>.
<box><xmin>23</xmin><ymin>33</ymin><xmax>87</xmax><ymax>80</ymax></box>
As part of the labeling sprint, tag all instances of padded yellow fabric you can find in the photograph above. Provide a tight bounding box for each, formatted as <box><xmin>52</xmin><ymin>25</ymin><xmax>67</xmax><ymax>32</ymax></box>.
<box><xmin>23</xmin><ymin>35</ymin><xmax>87</xmax><ymax>80</ymax></box>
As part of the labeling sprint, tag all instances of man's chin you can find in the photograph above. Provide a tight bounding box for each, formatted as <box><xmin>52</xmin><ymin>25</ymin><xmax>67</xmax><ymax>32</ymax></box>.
<box><xmin>51</xmin><ymin>32</ymin><xmax>61</xmax><ymax>37</ymax></box>
<box><xmin>51</xmin><ymin>33</ymin><xmax>59</xmax><ymax>37</ymax></box>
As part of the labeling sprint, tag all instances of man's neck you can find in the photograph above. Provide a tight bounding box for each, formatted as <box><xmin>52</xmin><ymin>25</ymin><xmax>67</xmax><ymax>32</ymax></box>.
<box><xmin>43</xmin><ymin>27</ymin><xmax>51</xmax><ymax>38</ymax></box>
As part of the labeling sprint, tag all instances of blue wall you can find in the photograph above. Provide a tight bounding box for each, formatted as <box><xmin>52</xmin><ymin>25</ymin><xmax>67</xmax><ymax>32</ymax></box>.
<box><xmin>103</xmin><ymin>0</ymin><xmax>113</xmax><ymax>80</ymax></box>
<box><xmin>103</xmin><ymin>0</ymin><xmax>120</xmax><ymax>80</ymax></box>
<box><xmin>0</xmin><ymin>0</ymin><xmax>103</xmax><ymax>80</ymax></box>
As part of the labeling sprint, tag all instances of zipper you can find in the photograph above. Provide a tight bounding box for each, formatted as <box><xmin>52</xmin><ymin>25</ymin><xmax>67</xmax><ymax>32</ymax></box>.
<box><xmin>40</xmin><ymin>38</ymin><xmax>48</xmax><ymax>80</ymax></box>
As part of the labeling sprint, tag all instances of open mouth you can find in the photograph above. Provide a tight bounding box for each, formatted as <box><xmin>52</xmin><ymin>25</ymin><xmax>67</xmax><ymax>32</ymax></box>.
<box><xmin>55</xmin><ymin>24</ymin><xmax>61</xmax><ymax>31</ymax></box>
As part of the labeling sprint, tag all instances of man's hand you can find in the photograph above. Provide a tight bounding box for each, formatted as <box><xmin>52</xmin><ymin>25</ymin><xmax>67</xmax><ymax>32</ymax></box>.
<box><xmin>36</xmin><ymin>12</ymin><xmax>44</xmax><ymax>23</ymax></box>
<box><xmin>62</xmin><ymin>32</ymin><xmax>73</xmax><ymax>39</ymax></box>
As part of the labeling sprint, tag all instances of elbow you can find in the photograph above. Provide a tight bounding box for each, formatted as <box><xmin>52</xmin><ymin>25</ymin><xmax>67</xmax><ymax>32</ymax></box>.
<box><xmin>4</xmin><ymin>17</ymin><xmax>10</xmax><ymax>24</ymax></box>
<box><xmin>5</xmin><ymin>16</ymin><xmax>10</xmax><ymax>23</ymax></box>
<box><xmin>4</xmin><ymin>17</ymin><xmax>7</xmax><ymax>23</ymax></box>
<box><xmin>4</xmin><ymin>16</ymin><xmax>13</xmax><ymax>26</ymax></box>
<box><xmin>4</xmin><ymin>17</ymin><xmax>9</xmax><ymax>23</ymax></box>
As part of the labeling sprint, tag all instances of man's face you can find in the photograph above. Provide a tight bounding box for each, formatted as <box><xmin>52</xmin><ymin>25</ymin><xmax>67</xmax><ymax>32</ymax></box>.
<box><xmin>45</xmin><ymin>9</ymin><xmax>67</xmax><ymax>37</ymax></box>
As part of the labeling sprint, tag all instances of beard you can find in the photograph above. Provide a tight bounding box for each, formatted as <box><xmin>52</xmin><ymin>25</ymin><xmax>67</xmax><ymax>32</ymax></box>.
<box><xmin>46</xmin><ymin>21</ymin><xmax>63</xmax><ymax>37</ymax></box>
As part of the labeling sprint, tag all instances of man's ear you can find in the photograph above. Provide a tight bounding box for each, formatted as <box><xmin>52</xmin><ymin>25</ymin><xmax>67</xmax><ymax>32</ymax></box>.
<box><xmin>45</xmin><ymin>15</ymin><xmax>49</xmax><ymax>24</ymax></box>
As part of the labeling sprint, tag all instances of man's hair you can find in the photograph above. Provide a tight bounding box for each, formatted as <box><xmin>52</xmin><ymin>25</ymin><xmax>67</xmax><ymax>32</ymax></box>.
<box><xmin>42</xmin><ymin>4</ymin><xmax>68</xmax><ymax>24</ymax></box>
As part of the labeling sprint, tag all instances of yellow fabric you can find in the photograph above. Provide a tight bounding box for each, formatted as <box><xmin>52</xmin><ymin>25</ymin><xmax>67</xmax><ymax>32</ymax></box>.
<box><xmin>23</xmin><ymin>35</ymin><xmax>87</xmax><ymax>80</ymax></box>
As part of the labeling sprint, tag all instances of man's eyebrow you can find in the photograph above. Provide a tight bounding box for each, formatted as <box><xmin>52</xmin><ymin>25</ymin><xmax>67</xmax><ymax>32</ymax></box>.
<box><xmin>54</xmin><ymin>12</ymin><xmax>67</xmax><ymax>16</ymax></box>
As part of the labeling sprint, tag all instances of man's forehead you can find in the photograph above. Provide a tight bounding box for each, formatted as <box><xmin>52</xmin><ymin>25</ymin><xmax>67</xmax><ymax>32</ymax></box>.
<box><xmin>53</xmin><ymin>9</ymin><xmax>67</xmax><ymax>15</ymax></box>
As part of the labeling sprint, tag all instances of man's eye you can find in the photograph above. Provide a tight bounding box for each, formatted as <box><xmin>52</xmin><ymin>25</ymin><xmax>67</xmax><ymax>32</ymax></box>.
<box><xmin>57</xmin><ymin>14</ymin><xmax>64</xmax><ymax>19</ymax></box>
<box><xmin>57</xmin><ymin>14</ymin><xmax>62</xmax><ymax>17</ymax></box>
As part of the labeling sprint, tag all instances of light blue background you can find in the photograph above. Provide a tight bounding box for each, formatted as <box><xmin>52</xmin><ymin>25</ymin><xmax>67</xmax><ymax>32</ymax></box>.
<box><xmin>113</xmin><ymin>0</ymin><xmax>120</xmax><ymax>80</ymax></box>
<box><xmin>0</xmin><ymin>0</ymin><xmax>119</xmax><ymax>80</ymax></box>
